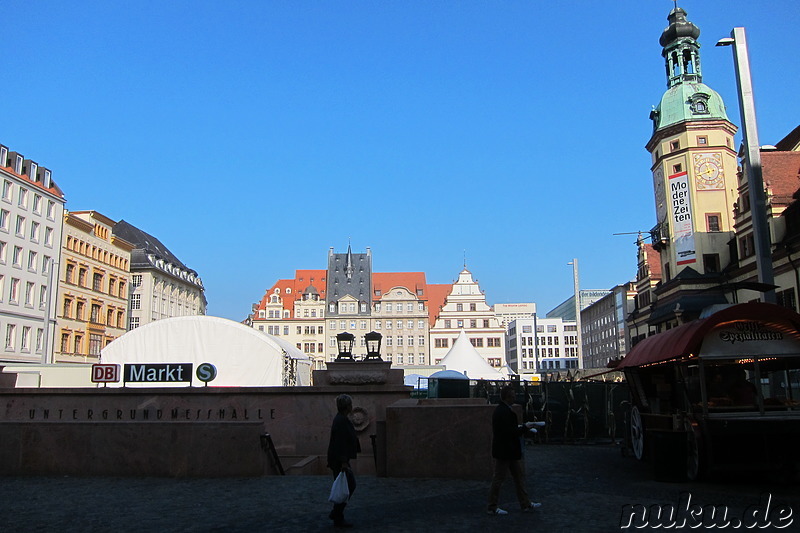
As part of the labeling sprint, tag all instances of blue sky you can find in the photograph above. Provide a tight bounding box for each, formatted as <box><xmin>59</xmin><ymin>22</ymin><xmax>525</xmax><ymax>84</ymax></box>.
<box><xmin>3</xmin><ymin>1</ymin><xmax>798</xmax><ymax>320</ymax></box>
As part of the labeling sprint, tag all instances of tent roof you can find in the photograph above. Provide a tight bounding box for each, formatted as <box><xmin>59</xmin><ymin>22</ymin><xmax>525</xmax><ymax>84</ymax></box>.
<box><xmin>101</xmin><ymin>315</ymin><xmax>310</xmax><ymax>387</ymax></box>
<box><xmin>439</xmin><ymin>330</ymin><xmax>504</xmax><ymax>379</ymax></box>
<box><xmin>617</xmin><ymin>302</ymin><xmax>800</xmax><ymax>370</ymax></box>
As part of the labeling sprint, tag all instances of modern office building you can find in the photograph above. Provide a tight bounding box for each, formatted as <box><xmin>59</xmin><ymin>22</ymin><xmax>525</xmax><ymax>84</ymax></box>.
<box><xmin>55</xmin><ymin>211</ymin><xmax>133</xmax><ymax>363</ymax></box>
<box><xmin>580</xmin><ymin>282</ymin><xmax>636</xmax><ymax>370</ymax></box>
<box><xmin>0</xmin><ymin>144</ymin><xmax>66</xmax><ymax>364</ymax></box>
<box><xmin>112</xmin><ymin>220</ymin><xmax>206</xmax><ymax>329</ymax></box>
<box><xmin>546</xmin><ymin>290</ymin><xmax>609</xmax><ymax>320</ymax></box>
<box><xmin>494</xmin><ymin>303</ymin><xmax>536</xmax><ymax>328</ymax></box>
<box><xmin>506</xmin><ymin>317</ymin><xmax>579</xmax><ymax>376</ymax></box>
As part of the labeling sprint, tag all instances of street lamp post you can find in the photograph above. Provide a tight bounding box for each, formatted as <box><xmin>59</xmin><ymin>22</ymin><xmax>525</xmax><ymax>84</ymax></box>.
<box><xmin>567</xmin><ymin>259</ymin><xmax>584</xmax><ymax>370</ymax></box>
<box><xmin>717</xmin><ymin>27</ymin><xmax>776</xmax><ymax>303</ymax></box>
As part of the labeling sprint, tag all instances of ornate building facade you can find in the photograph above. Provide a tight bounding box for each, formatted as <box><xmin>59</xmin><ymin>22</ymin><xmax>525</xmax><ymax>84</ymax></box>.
<box><xmin>55</xmin><ymin>211</ymin><xmax>133</xmax><ymax>362</ymax></box>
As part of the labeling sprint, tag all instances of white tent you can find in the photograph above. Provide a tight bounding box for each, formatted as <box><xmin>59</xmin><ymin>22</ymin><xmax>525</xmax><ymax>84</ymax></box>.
<box><xmin>101</xmin><ymin>316</ymin><xmax>311</xmax><ymax>387</ymax></box>
<box><xmin>438</xmin><ymin>330</ymin><xmax>504</xmax><ymax>380</ymax></box>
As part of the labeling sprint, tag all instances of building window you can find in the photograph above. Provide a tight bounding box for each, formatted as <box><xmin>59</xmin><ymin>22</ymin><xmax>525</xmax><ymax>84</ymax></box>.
<box><xmin>74</xmin><ymin>335</ymin><xmax>83</xmax><ymax>355</ymax></box>
<box><xmin>672</xmin><ymin>163</ymin><xmax>683</xmax><ymax>173</ymax></box>
<box><xmin>670</xmin><ymin>140</ymin><xmax>680</xmax><ymax>152</ymax></box>
<box><xmin>91</xmin><ymin>304</ymin><xmax>101</xmax><ymax>323</ymax></box>
<box><xmin>435</xmin><ymin>338</ymin><xmax>448</xmax><ymax>348</ymax></box>
<box><xmin>93</xmin><ymin>272</ymin><xmax>103</xmax><ymax>292</ymax></box>
<box><xmin>0</xmin><ymin>209</ymin><xmax>8</xmax><ymax>231</ymax></box>
<box><xmin>706</xmin><ymin>213</ymin><xmax>721</xmax><ymax>232</ymax></box>
<box><xmin>470</xmin><ymin>319</ymin><xmax>476</xmax><ymax>328</ymax></box>
<box><xmin>89</xmin><ymin>334</ymin><xmax>102</xmax><ymax>356</ymax></box>
<box><xmin>776</xmin><ymin>288</ymin><xmax>797</xmax><ymax>312</ymax></box>
<box><xmin>487</xmin><ymin>338</ymin><xmax>501</xmax><ymax>347</ymax></box>
<box><xmin>470</xmin><ymin>303</ymin><xmax>476</xmax><ymax>311</ymax></box>
<box><xmin>456</xmin><ymin>303</ymin><xmax>463</xmax><ymax>311</ymax></box>
<box><xmin>5</xmin><ymin>324</ymin><xmax>16</xmax><ymax>349</ymax></box>
<box><xmin>10</xmin><ymin>278</ymin><xmax>19</xmax><ymax>303</ymax></box>
<box><xmin>703</xmin><ymin>254</ymin><xmax>720</xmax><ymax>274</ymax></box>
<box><xmin>132</xmin><ymin>274</ymin><xmax>142</xmax><ymax>287</ymax></box>
<box><xmin>21</xmin><ymin>326</ymin><xmax>30</xmax><ymax>351</ymax></box>
<box><xmin>131</xmin><ymin>294</ymin><xmax>141</xmax><ymax>310</ymax></box>
<box><xmin>44</xmin><ymin>227</ymin><xmax>53</xmax><ymax>246</ymax></box>
<box><xmin>419</xmin><ymin>336</ymin><xmax>425</xmax><ymax>346</ymax></box>
<box><xmin>697</xmin><ymin>136</ymin><xmax>708</xmax><ymax>145</ymax></box>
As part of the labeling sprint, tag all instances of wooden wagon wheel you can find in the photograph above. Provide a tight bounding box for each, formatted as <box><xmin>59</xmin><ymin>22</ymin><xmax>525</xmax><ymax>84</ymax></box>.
<box><xmin>630</xmin><ymin>405</ymin><xmax>645</xmax><ymax>460</ymax></box>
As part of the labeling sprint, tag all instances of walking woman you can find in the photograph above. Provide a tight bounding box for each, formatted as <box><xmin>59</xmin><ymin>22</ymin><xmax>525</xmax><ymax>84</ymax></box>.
<box><xmin>327</xmin><ymin>394</ymin><xmax>361</xmax><ymax>528</ymax></box>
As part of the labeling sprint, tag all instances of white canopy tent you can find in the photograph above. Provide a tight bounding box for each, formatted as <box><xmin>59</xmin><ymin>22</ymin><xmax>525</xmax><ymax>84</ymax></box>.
<box><xmin>438</xmin><ymin>330</ymin><xmax>504</xmax><ymax>380</ymax></box>
<box><xmin>101</xmin><ymin>316</ymin><xmax>311</xmax><ymax>387</ymax></box>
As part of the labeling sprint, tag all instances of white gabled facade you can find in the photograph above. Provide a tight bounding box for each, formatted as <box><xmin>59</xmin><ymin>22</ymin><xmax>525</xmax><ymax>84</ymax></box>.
<box><xmin>429</xmin><ymin>268</ymin><xmax>506</xmax><ymax>369</ymax></box>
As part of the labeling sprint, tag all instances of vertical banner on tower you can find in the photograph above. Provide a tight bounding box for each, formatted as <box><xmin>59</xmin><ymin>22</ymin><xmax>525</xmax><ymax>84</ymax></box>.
<box><xmin>669</xmin><ymin>170</ymin><xmax>696</xmax><ymax>265</ymax></box>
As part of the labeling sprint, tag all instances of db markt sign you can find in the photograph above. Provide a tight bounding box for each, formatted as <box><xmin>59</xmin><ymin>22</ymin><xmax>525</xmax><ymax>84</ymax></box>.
<box><xmin>92</xmin><ymin>364</ymin><xmax>120</xmax><ymax>383</ymax></box>
<box><xmin>124</xmin><ymin>363</ymin><xmax>193</xmax><ymax>383</ymax></box>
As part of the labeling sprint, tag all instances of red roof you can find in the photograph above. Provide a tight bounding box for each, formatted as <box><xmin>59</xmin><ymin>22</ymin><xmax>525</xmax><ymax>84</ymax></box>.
<box><xmin>426</xmin><ymin>283</ymin><xmax>453</xmax><ymax>327</ymax></box>
<box><xmin>763</xmin><ymin>151</ymin><xmax>800</xmax><ymax>207</ymax></box>
<box><xmin>643</xmin><ymin>243</ymin><xmax>662</xmax><ymax>280</ymax></box>
<box><xmin>617</xmin><ymin>302</ymin><xmax>800</xmax><ymax>369</ymax></box>
<box><xmin>0</xmin><ymin>164</ymin><xmax>65</xmax><ymax>198</ymax></box>
<box><xmin>372</xmin><ymin>272</ymin><xmax>427</xmax><ymax>301</ymax></box>
<box><xmin>256</xmin><ymin>269</ymin><xmax>327</xmax><ymax>315</ymax></box>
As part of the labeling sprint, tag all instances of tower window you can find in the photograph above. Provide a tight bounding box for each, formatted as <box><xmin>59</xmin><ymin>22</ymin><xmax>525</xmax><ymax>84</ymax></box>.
<box><xmin>673</xmin><ymin>163</ymin><xmax>683</xmax><ymax>174</ymax></box>
<box><xmin>706</xmin><ymin>213</ymin><xmax>721</xmax><ymax>232</ymax></box>
<box><xmin>703</xmin><ymin>254</ymin><xmax>720</xmax><ymax>274</ymax></box>
<box><xmin>697</xmin><ymin>136</ymin><xmax>708</xmax><ymax>145</ymax></box>
<box><xmin>670</xmin><ymin>140</ymin><xmax>680</xmax><ymax>152</ymax></box>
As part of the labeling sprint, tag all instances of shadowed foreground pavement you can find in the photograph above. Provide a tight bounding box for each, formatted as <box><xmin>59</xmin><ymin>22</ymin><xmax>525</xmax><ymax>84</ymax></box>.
<box><xmin>1</xmin><ymin>443</ymin><xmax>797</xmax><ymax>532</ymax></box>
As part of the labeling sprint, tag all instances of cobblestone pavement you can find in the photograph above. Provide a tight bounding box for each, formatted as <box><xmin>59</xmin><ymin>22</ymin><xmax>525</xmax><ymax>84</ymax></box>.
<box><xmin>1</xmin><ymin>443</ymin><xmax>798</xmax><ymax>532</ymax></box>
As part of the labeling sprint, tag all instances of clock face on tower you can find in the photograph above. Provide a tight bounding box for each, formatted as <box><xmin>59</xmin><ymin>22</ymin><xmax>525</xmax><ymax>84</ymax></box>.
<box><xmin>693</xmin><ymin>152</ymin><xmax>725</xmax><ymax>190</ymax></box>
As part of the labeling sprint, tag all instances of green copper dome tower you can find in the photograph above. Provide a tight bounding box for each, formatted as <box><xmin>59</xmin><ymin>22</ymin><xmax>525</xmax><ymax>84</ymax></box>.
<box><xmin>650</xmin><ymin>7</ymin><xmax>729</xmax><ymax>131</ymax></box>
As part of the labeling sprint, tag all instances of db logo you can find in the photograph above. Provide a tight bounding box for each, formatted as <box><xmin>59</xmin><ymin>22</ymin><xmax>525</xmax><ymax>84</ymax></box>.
<box><xmin>91</xmin><ymin>364</ymin><xmax>120</xmax><ymax>383</ymax></box>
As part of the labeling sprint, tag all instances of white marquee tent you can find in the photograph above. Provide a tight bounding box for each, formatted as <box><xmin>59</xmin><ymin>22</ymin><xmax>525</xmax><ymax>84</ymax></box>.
<box><xmin>101</xmin><ymin>316</ymin><xmax>311</xmax><ymax>387</ymax></box>
<box><xmin>438</xmin><ymin>330</ymin><xmax>505</xmax><ymax>380</ymax></box>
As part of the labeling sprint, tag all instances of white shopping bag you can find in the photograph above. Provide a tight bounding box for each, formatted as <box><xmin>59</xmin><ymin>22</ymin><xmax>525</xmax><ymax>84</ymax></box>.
<box><xmin>328</xmin><ymin>471</ymin><xmax>350</xmax><ymax>504</ymax></box>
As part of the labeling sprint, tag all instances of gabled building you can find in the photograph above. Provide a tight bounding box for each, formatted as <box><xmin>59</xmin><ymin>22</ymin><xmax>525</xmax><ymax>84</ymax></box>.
<box><xmin>251</xmin><ymin>269</ymin><xmax>328</xmax><ymax>369</ymax></box>
<box><xmin>428</xmin><ymin>268</ymin><xmax>506</xmax><ymax>369</ymax></box>
<box><xmin>0</xmin><ymin>144</ymin><xmax>65</xmax><ymax>364</ymax></box>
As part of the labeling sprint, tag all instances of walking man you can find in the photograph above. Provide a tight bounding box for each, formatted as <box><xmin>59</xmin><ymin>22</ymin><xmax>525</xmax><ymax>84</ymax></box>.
<box><xmin>487</xmin><ymin>386</ymin><xmax>542</xmax><ymax>515</ymax></box>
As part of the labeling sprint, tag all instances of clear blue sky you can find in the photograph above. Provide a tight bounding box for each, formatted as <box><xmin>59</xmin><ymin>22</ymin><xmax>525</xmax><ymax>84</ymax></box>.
<box><xmin>3</xmin><ymin>1</ymin><xmax>798</xmax><ymax>320</ymax></box>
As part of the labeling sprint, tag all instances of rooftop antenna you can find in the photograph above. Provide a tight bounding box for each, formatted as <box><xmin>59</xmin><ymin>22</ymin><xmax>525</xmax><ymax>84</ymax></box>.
<box><xmin>463</xmin><ymin>249</ymin><xmax>467</xmax><ymax>269</ymax></box>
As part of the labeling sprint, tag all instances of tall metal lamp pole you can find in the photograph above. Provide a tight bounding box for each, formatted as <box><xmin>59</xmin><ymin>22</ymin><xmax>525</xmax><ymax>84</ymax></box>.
<box><xmin>717</xmin><ymin>28</ymin><xmax>776</xmax><ymax>303</ymax></box>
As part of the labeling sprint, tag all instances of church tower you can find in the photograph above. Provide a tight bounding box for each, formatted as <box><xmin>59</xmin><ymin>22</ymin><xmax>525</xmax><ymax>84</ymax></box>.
<box><xmin>646</xmin><ymin>7</ymin><xmax>739</xmax><ymax>282</ymax></box>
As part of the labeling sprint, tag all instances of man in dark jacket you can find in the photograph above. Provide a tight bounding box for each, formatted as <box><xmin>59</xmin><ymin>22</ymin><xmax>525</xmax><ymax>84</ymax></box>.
<box><xmin>487</xmin><ymin>386</ymin><xmax>542</xmax><ymax>515</ymax></box>
<box><xmin>327</xmin><ymin>394</ymin><xmax>361</xmax><ymax>528</ymax></box>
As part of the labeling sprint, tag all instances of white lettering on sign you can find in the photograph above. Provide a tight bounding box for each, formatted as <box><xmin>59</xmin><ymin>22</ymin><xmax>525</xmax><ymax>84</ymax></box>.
<box><xmin>124</xmin><ymin>364</ymin><xmax>192</xmax><ymax>383</ymax></box>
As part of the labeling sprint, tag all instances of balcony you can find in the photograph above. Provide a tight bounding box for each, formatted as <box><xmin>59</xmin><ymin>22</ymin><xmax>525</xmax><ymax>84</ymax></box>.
<box><xmin>650</xmin><ymin>222</ymin><xmax>669</xmax><ymax>251</ymax></box>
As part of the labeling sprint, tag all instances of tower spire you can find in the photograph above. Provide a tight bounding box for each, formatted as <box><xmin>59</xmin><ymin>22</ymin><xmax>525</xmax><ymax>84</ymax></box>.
<box><xmin>660</xmin><ymin>7</ymin><xmax>702</xmax><ymax>88</ymax></box>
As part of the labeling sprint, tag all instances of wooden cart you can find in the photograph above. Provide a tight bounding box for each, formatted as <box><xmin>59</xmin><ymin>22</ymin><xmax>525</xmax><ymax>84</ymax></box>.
<box><xmin>618</xmin><ymin>303</ymin><xmax>800</xmax><ymax>480</ymax></box>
